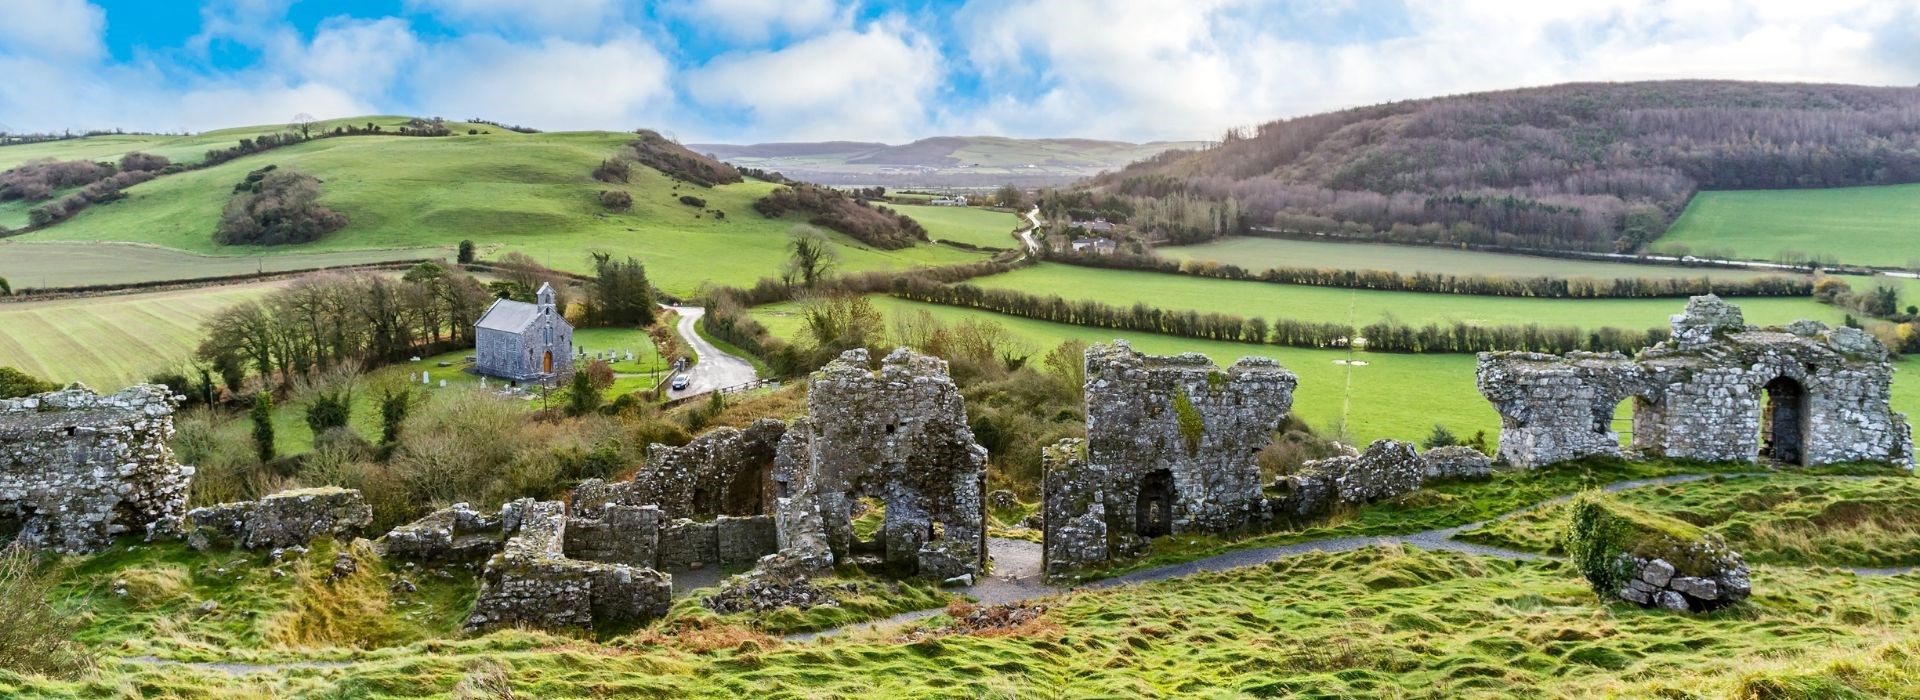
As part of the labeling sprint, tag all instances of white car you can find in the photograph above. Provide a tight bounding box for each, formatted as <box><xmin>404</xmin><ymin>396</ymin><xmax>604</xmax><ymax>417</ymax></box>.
<box><xmin>671</xmin><ymin>375</ymin><xmax>690</xmax><ymax>391</ymax></box>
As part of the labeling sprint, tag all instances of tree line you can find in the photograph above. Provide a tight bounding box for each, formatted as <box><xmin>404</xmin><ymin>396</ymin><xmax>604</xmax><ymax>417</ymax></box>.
<box><xmin>1085</xmin><ymin>81</ymin><xmax>1920</xmax><ymax>253</ymax></box>
<box><xmin>1044</xmin><ymin>248</ymin><xmax>1813</xmax><ymax>299</ymax></box>
<box><xmin>1</xmin><ymin>153</ymin><xmax>171</xmax><ymax>229</ymax></box>
<box><xmin>754</xmin><ymin>183</ymin><xmax>929</xmax><ymax>250</ymax></box>
<box><xmin>887</xmin><ymin>277</ymin><xmax>1669</xmax><ymax>355</ymax></box>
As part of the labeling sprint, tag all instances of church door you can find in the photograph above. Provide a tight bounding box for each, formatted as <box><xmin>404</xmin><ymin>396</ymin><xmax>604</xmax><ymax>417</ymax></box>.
<box><xmin>543</xmin><ymin>351</ymin><xmax>553</xmax><ymax>373</ymax></box>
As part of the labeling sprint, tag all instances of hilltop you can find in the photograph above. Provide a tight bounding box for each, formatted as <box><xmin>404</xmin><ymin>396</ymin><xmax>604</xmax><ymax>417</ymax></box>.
<box><xmin>0</xmin><ymin>116</ymin><xmax>1004</xmax><ymax>295</ymax></box>
<box><xmin>1077</xmin><ymin>81</ymin><xmax>1920</xmax><ymax>253</ymax></box>
<box><xmin>691</xmin><ymin>135</ymin><xmax>1205</xmax><ymax>187</ymax></box>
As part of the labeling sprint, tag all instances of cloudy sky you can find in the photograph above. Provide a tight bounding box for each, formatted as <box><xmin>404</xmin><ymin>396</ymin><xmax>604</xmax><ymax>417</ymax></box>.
<box><xmin>3</xmin><ymin>0</ymin><xmax>1918</xmax><ymax>143</ymax></box>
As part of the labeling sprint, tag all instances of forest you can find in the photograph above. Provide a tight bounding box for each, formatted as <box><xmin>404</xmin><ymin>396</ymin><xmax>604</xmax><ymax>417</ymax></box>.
<box><xmin>1084</xmin><ymin>81</ymin><xmax>1920</xmax><ymax>252</ymax></box>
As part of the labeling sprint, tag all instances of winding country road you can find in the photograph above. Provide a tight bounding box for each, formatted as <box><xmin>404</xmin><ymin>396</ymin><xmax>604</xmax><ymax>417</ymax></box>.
<box><xmin>1017</xmin><ymin>206</ymin><xmax>1041</xmax><ymax>254</ymax></box>
<box><xmin>663</xmin><ymin>305</ymin><xmax>758</xmax><ymax>400</ymax></box>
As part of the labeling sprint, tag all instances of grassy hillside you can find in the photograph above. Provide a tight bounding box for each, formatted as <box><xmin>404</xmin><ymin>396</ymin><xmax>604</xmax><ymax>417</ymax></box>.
<box><xmin>893</xmin><ymin>204</ymin><xmax>1022</xmax><ymax>249</ymax></box>
<box><xmin>0</xmin><ymin>280</ymin><xmax>290</xmax><ymax>388</ymax></box>
<box><xmin>965</xmin><ymin>263</ymin><xmax>1847</xmax><ymax>332</ymax></box>
<box><xmin>1660</xmin><ymin>183</ymin><xmax>1920</xmax><ymax>268</ymax></box>
<box><xmin>12</xmin><ymin>125</ymin><xmax>988</xmax><ymax>295</ymax></box>
<box><xmin>691</xmin><ymin>135</ymin><xmax>1206</xmax><ymax>187</ymax></box>
<box><xmin>0</xmin><ymin>116</ymin><xmax>515</xmax><ymax>171</ymax></box>
<box><xmin>0</xmin><ymin>241</ymin><xmax>445</xmax><ymax>290</ymax></box>
<box><xmin>1159</xmin><ymin>236</ymin><xmax>1781</xmax><ymax>281</ymax></box>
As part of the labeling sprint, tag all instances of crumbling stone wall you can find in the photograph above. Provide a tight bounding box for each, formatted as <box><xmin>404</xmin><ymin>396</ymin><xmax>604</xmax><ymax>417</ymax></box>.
<box><xmin>1480</xmin><ymin>296</ymin><xmax>1913</xmax><ymax>469</ymax></box>
<box><xmin>772</xmin><ymin>348</ymin><xmax>988</xmax><ymax>579</ymax></box>
<box><xmin>0</xmin><ymin>384</ymin><xmax>193</xmax><ymax>553</ymax></box>
<box><xmin>186</xmin><ymin>487</ymin><xmax>372</xmax><ymax>550</ymax></box>
<box><xmin>571</xmin><ymin>419</ymin><xmax>785</xmax><ymax>521</ymax></box>
<box><xmin>383</xmin><ymin>502</ymin><xmax>504</xmax><ymax>562</ymax></box>
<box><xmin>1268</xmin><ymin>439</ymin><xmax>1426</xmax><ymax>519</ymax></box>
<box><xmin>465</xmin><ymin>500</ymin><xmax>671</xmax><ymax>631</ymax></box>
<box><xmin>1043</xmin><ymin>342</ymin><xmax>1296</xmax><ymax>575</ymax></box>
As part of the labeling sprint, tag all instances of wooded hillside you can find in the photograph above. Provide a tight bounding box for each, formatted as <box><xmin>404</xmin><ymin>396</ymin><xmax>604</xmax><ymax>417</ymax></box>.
<box><xmin>1086</xmin><ymin>81</ymin><xmax>1920</xmax><ymax>252</ymax></box>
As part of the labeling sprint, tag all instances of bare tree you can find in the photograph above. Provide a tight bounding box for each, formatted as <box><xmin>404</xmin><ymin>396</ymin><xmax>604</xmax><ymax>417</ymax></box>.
<box><xmin>785</xmin><ymin>225</ymin><xmax>837</xmax><ymax>287</ymax></box>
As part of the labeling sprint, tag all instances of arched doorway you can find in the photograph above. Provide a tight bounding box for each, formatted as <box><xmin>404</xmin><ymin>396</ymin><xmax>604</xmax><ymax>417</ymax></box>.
<box><xmin>1136</xmin><ymin>469</ymin><xmax>1174</xmax><ymax>537</ymax></box>
<box><xmin>1761</xmin><ymin>377</ymin><xmax>1806</xmax><ymax>464</ymax></box>
<box><xmin>543</xmin><ymin>351</ymin><xmax>553</xmax><ymax>373</ymax></box>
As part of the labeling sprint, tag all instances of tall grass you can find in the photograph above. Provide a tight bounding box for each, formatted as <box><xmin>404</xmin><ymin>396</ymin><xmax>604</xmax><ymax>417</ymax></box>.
<box><xmin>0</xmin><ymin>545</ymin><xmax>93</xmax><ymax>679</ymax></box>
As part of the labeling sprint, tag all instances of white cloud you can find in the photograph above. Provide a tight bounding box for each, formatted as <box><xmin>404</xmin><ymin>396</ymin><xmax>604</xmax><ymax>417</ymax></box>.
<box><xmin>0</xmin><ymin>0</ymin><xmax>106</xmax><ymax>63</ymax></box>
<box><xmin>405</xmin><ymin>0</ymin><xmax>619</xmax><ymax>36</ymax></box>
<box><xmin>688</xmin><ymin>19</ymin><xmax>943</xmax><ymax>141</ymax></box>
<box><xmin>953</xmin><ymin>0</ymin><xmax>1920</xmax><ymax>142</ymax></box>
<box><xmin>409</xmin><ymin>34</ymin><xmax>674</xmax><ymax>130</ymax></box>
<box><xmin>675</xmin><ymin>0</ymin><xmax>841</xmax><ymax>41</ymax></box>
<box><xmin>290</xmin><ymin>17</ymin><xmax>423</xmax><ymax>99</ymax></box>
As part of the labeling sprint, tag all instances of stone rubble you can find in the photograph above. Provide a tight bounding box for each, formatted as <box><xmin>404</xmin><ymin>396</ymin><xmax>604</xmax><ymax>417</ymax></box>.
<box><xmin>1613</xmin><ymin>552</ymin><xmax>1752</xmax><ymax>612</ymax></box>
<box><xmin>1479</xmin><ymin>296</ymin><xmax>1913</xmax><ymax>469</ymax></box>
<box><xmin>0</xmin><ymin>384</ymin><xmax>194</xmax><ymax>554</ymax></box>
<box><xmin>464</xmin><ymin>500</ymin><xmax>671</xmax><ymax>631</ymax></box>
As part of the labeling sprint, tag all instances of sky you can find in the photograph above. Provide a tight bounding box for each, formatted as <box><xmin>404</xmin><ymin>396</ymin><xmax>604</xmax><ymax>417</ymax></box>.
<box><xmin>3</xmin><ymin>0</ymin><xmax>1919</xmax><ymax>143</ymax></box>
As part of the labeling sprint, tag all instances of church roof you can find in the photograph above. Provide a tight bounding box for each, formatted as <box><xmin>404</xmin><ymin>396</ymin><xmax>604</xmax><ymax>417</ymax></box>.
<box><xmin>475</xmin><ymin>298</ymin><xmax>542</xmax><ymax>333</ymax></box>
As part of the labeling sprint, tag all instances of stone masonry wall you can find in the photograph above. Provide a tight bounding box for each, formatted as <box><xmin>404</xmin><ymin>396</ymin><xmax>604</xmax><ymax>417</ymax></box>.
<box><xmin>572</xmin><ymin>418</ymin><xmax>786</xmax><ymax>521</ymax></box>
<box><xmin>0</xmin><ymin>384</ymin><xmax>194</xmax><ymax>553</ymax></box>
<box><xmin>1042</xmin><ymin>341</ymin><xmax>1296</xmax><ymax>575</ymax></box>
<box><xmin>465</xmin><ymin>500</ymin><xmax>671</xmax><ymax>631</ymax></box>
<box><xmin>1479</xmin><ymin>296</ymin><xmax>1913</xmax><ymax>470</ymax></box>
<box><xmin>772</xmin><ymin>348</ymin><xmax>988</xmax><ymax>579</ymax></box>
<box><xmin>186</xmin><ymin>487</ymin><xmax>372</xmax><ymax>551</ymax></box>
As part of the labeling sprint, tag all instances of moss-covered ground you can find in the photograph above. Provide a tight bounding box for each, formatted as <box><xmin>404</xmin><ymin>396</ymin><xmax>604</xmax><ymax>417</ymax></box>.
<box><xmin>1463</xmin><ymin>472</ymin><xmax>1920</xmax><ymax>569</ymax></box>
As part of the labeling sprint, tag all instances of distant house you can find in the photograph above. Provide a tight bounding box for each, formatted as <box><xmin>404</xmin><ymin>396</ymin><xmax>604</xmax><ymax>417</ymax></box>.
<box><xmin>1071</xmin><ymin>236</ymin><xmax>1118</xmax><ymax>254</ymax></box>
<box><xmin>1068</xmin><ymin>218</ymin><xmax>1114</xmax><ymax>232</ymax></box>
<box><xmin>474</xmin><ymin>282</ymin><xmax>573</xmax><ymax>383</ymax></box>
<box><xmin>929</xmin><ymin>195</ymin><xmax>969</xmax><ymax>206</ymax></box>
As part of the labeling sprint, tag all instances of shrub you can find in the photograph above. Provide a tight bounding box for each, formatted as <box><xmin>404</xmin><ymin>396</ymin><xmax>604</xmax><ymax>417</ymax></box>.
<box><xmin>0</xmin><ymin>545</ymin><xmax>94</xmax><ymax>678</ymax></box>
<box><xmin>1562</xmin><ymin>492</ymin><xmax>1715</xmax><ymax>597</ymax></box>
<box><xmin>754</xmin><ymin>184</ymin><xmax>928</xmax><ymax>250</ymax></box>
<box><xmin>0</xmin><ymin>276</ymin><xmax>11</xmax><ymax>296</ymax></box>
<box><xmin>627</xmin><ymin>130</ymin><xmax>741</xmax><ymax>187</ymax></box>
<box><xmin>1421</xmin><ymin>424</ymin><xmax>1459</xmax><ymax>449</ymax></box>
<box><xmin>566</xmin><ymin>369</ymin><xmax>602</xmax><ymax>417</ymax></box>
<box><xmin>305</xmin><ymin>386</ymin><xmax>353</xmax><ymax>437</ymax></box>
<box><xmin>457</xmin><ymin>239</ymin><xmax>476</xmax><ymax>264</ymax></box>
<box><xmin>118</xmin><ymin>151</ymin><xmax>170</xmax><ymax>172</ymax></box>
<box><xmin>600</xmin><ymin>189</ymin><xmax>633</xmax><ymax>211</ymax></box>
<box><xmin>678</xmin><ymin>194</ymin><xmax>707</xmax><ymax>208</ymax></box>
<box><xmin>378</xmin><ymin>385</ymin><xmax>413</xmax><ymax>445</ymax></box>
<box><xmin>0</xmin><ymin>366</ymin><xmax>55</xmax><ymax>399</ymax></box>
<box><xmin>214</xmin><ymin>167</ymin><xmax>347</xmax><ymax>246</ymax></box>
<box><xmin>591</xmin><ymin>158</ymin><xmax>631</xmax><ymax>183</ymax></box>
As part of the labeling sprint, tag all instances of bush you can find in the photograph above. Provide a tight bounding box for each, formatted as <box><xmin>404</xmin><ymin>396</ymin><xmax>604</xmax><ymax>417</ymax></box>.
<box><xmin>0</xmin><ymin>545</ymin><xmax>94</xmax><ymax>678</ymax></box>
<box><xmin>1562</xmin><ymin>492</ymin><xmax>1715</xmax><ymax>597</ymax></box>
<box><xmin>305</xmin><ymin>387</ymin><xmax>353</xmax><ymax>437</ymax></box>
<box><xmin>592</xmin><ymin>159</ymin><xmax>631</xmax><ymax>183</ymax></box>
<box><xmin>214</xmin><ymin>167</ymin><xmax>347</xmax><ymax>246</ymax></box>
<box><xmin>0</xmin><ymin>276</ymin><xmax>11</xmax><ymax>296</ymax></box>
<box><xmin>678</xmin><ymin>194</ymin><xmax>707</xmax><ymax>208</ymax></box>
<box><xmin>457</xmin><ymin>239</ymin><xmax>476</xmax><ymax>264</ymax></box>
<box><xmin>600</xmin><ymin>189</ymin><xmax>633</xmax><ymax>211</ymax></box>
<box><xmin>251</xmin><ymin>392</ymin><xmax>277</xmax><ymax>463</ymax></box>
<box><xmin>627</xmin><ymin>130</ymin><xmax>741</xmax><ymax>187</ymax></box>
<box><xmin>0</xmin><ymin>367</ymin><xmax>55</xmax><ymax>399</ymax></box>
<box><xmin>118</xmin><ymin>151</ymin><xmax>170</xmax><ymax>172</ymax></box>
<box><xmin>754</xmin><ymin>184</ymin><xmax>928</xmax><ymax>250</ymax></box>
<box><xmin>1421</xmin><ymin>424</ymin><xmax>1459</xmax><ymax>449</ymax></box>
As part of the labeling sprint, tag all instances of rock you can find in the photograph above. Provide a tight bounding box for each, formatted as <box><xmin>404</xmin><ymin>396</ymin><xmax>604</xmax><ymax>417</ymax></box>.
<box><xmin>1668</xmin><ymin>576</ymin><xmax>1720</xmax><ymax>601</ymax></box>
<box><xmin>1638</xmin><ymin>559</ymin><xmax>1676</xmax><ymax>587</ymax></box>
<box><xmin>1421</xmin><ymin>446</ymin><xmax>1493</xmax><ymax>480</ymax></box>
<box><xmin>465</xmin><ymin>501</ymin><xmax>671</xmax><ymax>632</ymax></box>
<box><xmin>988</xmin><ymin>490</ymin><xmax>1018</xmax><ymax>511</ymax></box>
<box><xmin>196</xmin><ymin>600</ymin><xmax>220</xmax><ymax>615</ymax></box>
<box><xmin>1655</xmin><ymin>591</ymin><xmax>1690</xmax><ymax>611</ymax></box>
<box><xmin>186</xmin><ymin>487</ymin><xmax>373</xmax><ymax>551</ymax></box>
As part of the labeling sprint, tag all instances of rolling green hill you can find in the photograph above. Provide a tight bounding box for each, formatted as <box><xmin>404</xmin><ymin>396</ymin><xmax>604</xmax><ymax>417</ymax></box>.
<box><xmin>0</xmin><ymin>116</ymin><xmax>516</xmax><ymax>171</ymax></box>
<box><xmin>6</xmin><ymin>120</ymin><xmax>993</xmax><ymax>295</ymax></box>
<box><xmin>1659</xmin><ymin>183</ymin><xmax>1920</xmax><ymax>268</ymax></box>
<box><xmin>691</xmin><ymin>135</ymin><xmax>1206</xmax><ymax>187</ymax></box>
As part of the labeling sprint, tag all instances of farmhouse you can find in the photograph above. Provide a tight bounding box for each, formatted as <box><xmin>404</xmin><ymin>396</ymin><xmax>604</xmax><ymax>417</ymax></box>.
<box><xmin>1071</xmin><ymin>236</ymin><xmax>1117</xmax><ymax>254</ymax></box>
<box><xmin>1478</xmin><ymin>295</ymin><xmax>1914</xmax><ymax>469</ymax></box>
<box><xmin>928</xmin><ymin>195</ymin><xmax>968</xmax><ymax>206</ymax></box>
<box><xmin>474</xmin><ymin>282</ymin><xmax>573</xmax><ymax>383</ymax></box>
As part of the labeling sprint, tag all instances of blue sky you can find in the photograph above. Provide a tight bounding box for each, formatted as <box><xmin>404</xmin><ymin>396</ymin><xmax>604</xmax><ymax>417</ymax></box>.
<box><xmin>4</xmin><ymin>0</ymin><xmax>1918</xmax><ymax>142</ymax></box>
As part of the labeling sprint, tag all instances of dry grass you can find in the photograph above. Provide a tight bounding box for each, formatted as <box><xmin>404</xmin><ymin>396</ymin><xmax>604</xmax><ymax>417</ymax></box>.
<box><xmin>264</xmin><ymin>540</ymin><xmax>397</xmax><ymax>649</ymax></box>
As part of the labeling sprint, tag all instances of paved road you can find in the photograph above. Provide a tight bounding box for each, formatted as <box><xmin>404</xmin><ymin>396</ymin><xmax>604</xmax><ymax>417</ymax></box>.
<box><xmin>1017</xmin><ymin>206</ymin><xmax>1041</xmax><ymax>254</ymax></box>
<box><xmin>664</xmin><ymin>305</ymin><xmax>757</xmax><ymax>400</ymax></box>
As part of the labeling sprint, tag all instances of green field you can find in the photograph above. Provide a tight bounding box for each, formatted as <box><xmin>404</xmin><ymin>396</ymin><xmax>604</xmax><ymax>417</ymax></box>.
<box><xmin>1661</xmin><ymin>183</ymin><xmax>1920</xmax><ymax>268</ymax></box>
<box><xmin>892</xmin><ymin>204</ymin><xmax>1021</xmax><ymax>249</ymax></box>
<box><xmin>0</xmin><ymin>241</ymin><xmax>448</xmax><ymax>290</ymax></box>
<box><xmin>967</xmin><ymin>263</ymin><xmax>1847</xmax><ymax>331</ymax></box>
<box><xmin>12</xmin><ymin>124</ymin><xmax>986</xmax><ymax>296</ymax></box>
<box><xmin>751</xmin><ymin>296</ymin><xmax>1919</xmax><ymax>444</ymax></box>
<box><xmin>1160</xmin><ymin>236</ymin><xmax>1782</xmax><ymax>281</ymax></box>
<box><xmin>0</xmin><ymin>116</ymin><xmax>519</xmax><ymax>171</ymax></box>
<box><xmin>0</xmin><ymin>280</ymin><xmax>289</xmax><ymax>388</ymax></box>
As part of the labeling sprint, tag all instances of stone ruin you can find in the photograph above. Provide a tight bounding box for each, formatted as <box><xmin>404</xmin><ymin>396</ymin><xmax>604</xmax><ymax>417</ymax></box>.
<box><xmin>1042</xmin><ymin>341</ymin><xmax>1297</xmax><ymax>575</ymax></box>
<box><xmin>1042</xmin><ymin>343</ymin><xmax>1502</xmax><ymax>576</ymax></box>
<box><xmin>0</xmin><ymin>384</ymin><xmax>194</xmax><ymax>554</ymax></box>
<box><xmin>1479</xmin><ymin>295</ymin><xmax>1914</xmax><ymax>470</ymax></box>
<box><xmin>393</xmin><ymin>347</ymin><xmax>989</xmax><ymax>629</ymax></box>
<box><xmin>770</xmin><ymin>348</ymin><xmax>989</xmax><ymax>580</ymax></box>
<box><xmin>185</xmin><ymin>487</ymin><xmax>373</xmax><ymax>551</ymax></box>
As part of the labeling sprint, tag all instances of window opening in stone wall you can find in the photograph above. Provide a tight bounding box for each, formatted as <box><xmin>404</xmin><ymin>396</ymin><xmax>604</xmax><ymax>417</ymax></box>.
<box><xmin>1761</xmin><ymin>377</ymin><xmax>1807</xmax><ymax>465</ymax></box>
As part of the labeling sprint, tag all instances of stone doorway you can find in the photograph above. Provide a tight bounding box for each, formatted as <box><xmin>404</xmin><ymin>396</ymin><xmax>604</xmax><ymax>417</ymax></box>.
<box><xmin>543</xmin><ymin>351</ymin><xmax>554</xmax><ymax>373</ymax></box>
<box><xmin>1135</xmin><ymin>469</ymin><xmax>1174</xmax><ymax>538</ymax></box>
<box><xmin>1761</xmin><ymin>376</ymin><xmax>1806</xmax><ymax>464</ymax></box>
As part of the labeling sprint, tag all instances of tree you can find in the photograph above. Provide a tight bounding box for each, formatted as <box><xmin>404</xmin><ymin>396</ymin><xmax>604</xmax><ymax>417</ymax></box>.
<box><xmin>566</xmin><ymin>369</ymin><xmax>601</xmax><ymax>416</ymax></box>
<box><xmin>457</xmin><ymin>240</ymin><xmax>475</xmax><ymax>264</ymax></box>
<box><xmin>0</xmin><ymin>276</ymin><xmax>10</xmax><ymax>296</ymax></box>
<box><xmin>214</xmin><ymin>168</ymin><xmax>347</xmax><ymax>246</ymax></box>
<box><xmin>0</xmin><ymin>366</ymin><xmax>55</xmax><ymax>399</ymax></box>
<box><xmin>585</xmin><ymin>359</ymin><xmax>616</xmax><ymax>394</ymax></box>
<box><xmin>1422</xmin><ymin>424</ymin><xmax>1460</xmax><ymax>449</ymax></box>
<box><xmin>250</xmin><ymin>392</ymin><xmax>276</xmax><ymax>463</ymax></box>
<box><xmin>290</xmin><ymin>113</ymin><xmax>317</xmax><ymax>139</ymax></box>
<box><xmin>600</xmin><ymin>189</ymin><xmax>633</xmax><ymax>211</ymax></box>
<box><xmin>785</xmin><ymin>226</ymin><xmax>836</xmax><ymax>287</ymax></box>
<box><xmin>305</xmin><ymin>386</ymin><xmax>352</xmax><ymax>437</ymax></box>
<box><xmin>118</xmin><ymin>152</ymin><xmax>170</xmax><ymax>172</ymax></box>
<box><xmin>995</xmin><ymin>184</ymin><xmax>1026</xmax><ymax>210</ymax></box>
<box><xmin>799</xmin><ymin>291</ymin><xmax>881</xmax><ymax>358</ymax></box>
<box><xmin>584</xmin><ymin>254</ymin><xmax>655</xmax><ymax>327</ymax></box>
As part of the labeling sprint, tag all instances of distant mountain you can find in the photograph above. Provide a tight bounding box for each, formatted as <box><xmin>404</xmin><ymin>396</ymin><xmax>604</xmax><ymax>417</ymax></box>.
<box><xmin>1080</xmin><ymin>80</ymin><xmax>1920</xmax><ymax>252</ymax></box>
<box><xmin>690</xmin><ymin>136</ymin><xmax>1207</xmax><ymax>187</ymax></box>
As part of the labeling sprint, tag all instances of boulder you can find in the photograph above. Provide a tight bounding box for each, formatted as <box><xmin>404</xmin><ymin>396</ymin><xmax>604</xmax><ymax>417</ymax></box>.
<box><xmin>1564</xmin><ymin>493</ymin><xmax>1750</xmax><ymax>612</ymax></box>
